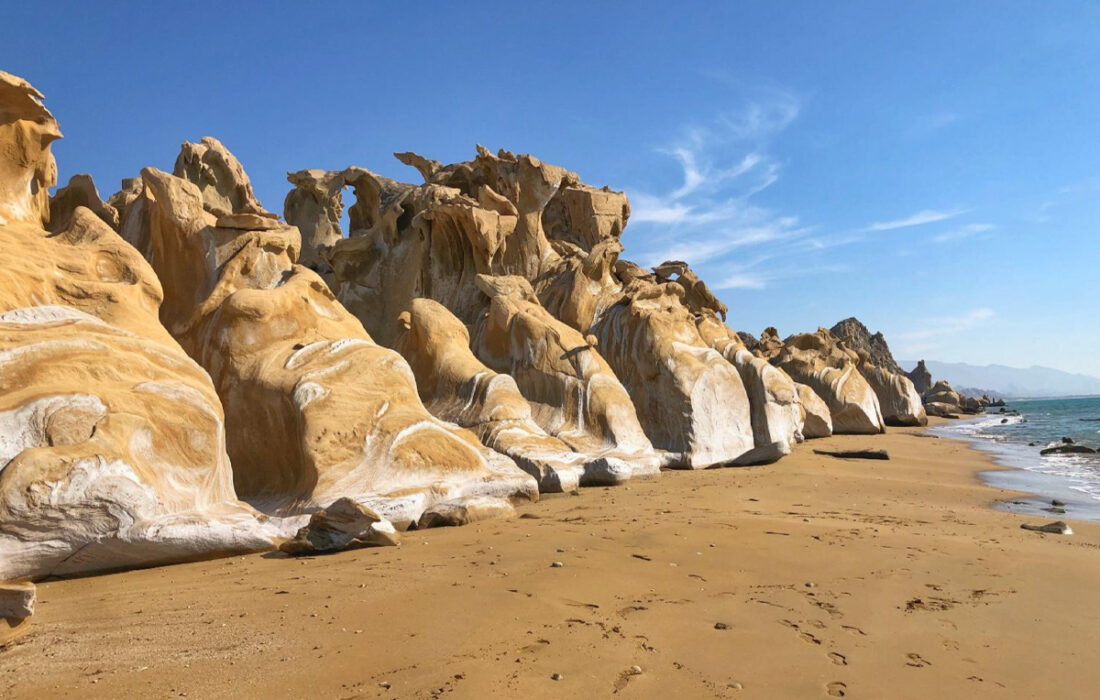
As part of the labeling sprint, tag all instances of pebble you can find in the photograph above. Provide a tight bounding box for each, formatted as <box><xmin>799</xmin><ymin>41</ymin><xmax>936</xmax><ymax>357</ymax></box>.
<box><xmin>551</xmin><ymin>561</ymin><xmax>564</xmax><ymax>568</ymax></box>
<box><xmin>730</xmin><ymin>681</ymin><xmax>744</xmax><ymax>690</ymax></box>
<box><xmin>805</xmin><ymin>582</ymin><xmax>816</xmax><ymax>588</ymax></box>
<box><xmin>551</xmin><ymin>672</ymin><xmax>563</xmax><ymax>681</ymax></box>
<box><xmin>379</xmin><ymin>681</ymin><xmax>391</xmax><ymax>689</ymax></box>
<box><xmin>714</xmin><ymin>622</ymin><xmax>728</xmax><ymax>630</ymax></box>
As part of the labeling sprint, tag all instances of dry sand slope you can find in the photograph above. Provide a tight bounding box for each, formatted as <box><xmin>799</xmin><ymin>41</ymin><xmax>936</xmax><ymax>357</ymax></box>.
<box><xmin>4</xmin><ymin>419</ymin><xmax>1100</xmax><ymax>699</ymax></box>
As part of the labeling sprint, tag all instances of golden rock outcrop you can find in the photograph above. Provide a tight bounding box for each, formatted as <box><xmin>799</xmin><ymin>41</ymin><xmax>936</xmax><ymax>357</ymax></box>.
<box><xmin>121</xmin><ymin>139</ymin><xmax>538</xmax><ymax>525</ymax></box>
<box><xmin>317</xmin><ymin>148</ymin><xmax>768</xmax><ymax>468</ymax></box>
<box><xmin>307</xmin><ymin>160</ymin><xmax>665</xmax><ymax>480</ymax></box>
<box><xmin>0</xmin><ymin>72</ymin><xmax>274</xmax><ymax>581</ymax></box>
<box><xmin>759</xmin><ymin>328</ymin><xmax>886</xmax><ymax>434</ymax></box>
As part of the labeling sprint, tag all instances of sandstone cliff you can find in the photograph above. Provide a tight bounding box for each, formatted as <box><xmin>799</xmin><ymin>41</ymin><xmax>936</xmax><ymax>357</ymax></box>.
<box><xmin>0</xmin><ymin>72</ymin><xmax>274</xmax><ymax>581</ymax></box>
<box><xmin>292</xmin><ymin>148</ymin><xmax>774</xmax><ymax>469</ymax></box>
<box><xmin>759</xmin><ymin>328</ymin><xmax>886</xmax><ymax>434</ymax></box>
<box><xmin>118</xmin><ymin>138</ymin><xmax>538</xmax><ymax>525</ymax></box>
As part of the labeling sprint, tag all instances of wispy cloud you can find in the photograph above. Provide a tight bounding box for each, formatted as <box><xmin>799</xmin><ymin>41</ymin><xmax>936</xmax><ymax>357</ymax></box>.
<box><xmin>932</xmin><ymin>222</ymin><xmax>995</xmax><ymax>243</ymax></box>
<box><xmin>714</xmin><ymin>263</ymin><xmax>851</xmax><ymax>291</ymax></box>
<box><xmin>865</xmin><ymin>208</ymin><xmax>967</xmax><ymax>232</ymax></box>
<box><xmin>625</xmin><ymin>86</ymin><xmax>829</xmax><ymax>289</ymax></box>
<box><xmin>894</xmin><ymin>308</ymin><xmax>996</xmax><ymax>343</ymax></box>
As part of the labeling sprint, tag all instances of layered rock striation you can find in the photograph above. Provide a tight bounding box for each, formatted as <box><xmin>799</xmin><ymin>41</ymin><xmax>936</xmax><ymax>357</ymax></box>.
<box><xmin>304</xmin><ymin>148</ymin><xmax>774</xmax><ymax>468</ymax></box>
<box><xmin>0</xmin><ymin>72</ymin><xmax>275</xmax><ymax>581</ymax></box>
<box><xmin>758</xmin><ymin>328</ymin><xmax>886</xmax><ymax>434</ymax></box>
<box><xmin>118</xmin><ymin>138</ymin><xmax>538</xmax><ymax>525</ymax></box>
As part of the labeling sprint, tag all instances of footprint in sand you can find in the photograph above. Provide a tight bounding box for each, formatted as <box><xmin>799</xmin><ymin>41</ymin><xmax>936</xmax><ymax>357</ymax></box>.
<box><xmin>828</xmin><ymin>652</ymin><xmax>847</xmax><ymax>666</ymax></box>
<box><xmin>841</xmin><ymin>625</ymin><xmax>867</xmax><ymax>637</ymax></box>
<box><xmin>906</xmin><ymin>652</ymin><xmax>932</xmax><ymax>668</ymax></box>
<box><xmin>826</xmin><ymin>681</ymin><xmax>848</xmax><ymax>696</ymax></box>
<box><xmin>800</xmin><ymin>632</ymin><xmax>822</xmax><ymax>645</ymax></box>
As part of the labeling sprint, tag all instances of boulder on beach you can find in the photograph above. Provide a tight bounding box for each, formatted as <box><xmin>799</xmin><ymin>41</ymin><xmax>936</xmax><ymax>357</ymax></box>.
<box><xmin>279</xmin><ymin>498</ymin><xmax>399</xmax><ymax>555</ymax></box>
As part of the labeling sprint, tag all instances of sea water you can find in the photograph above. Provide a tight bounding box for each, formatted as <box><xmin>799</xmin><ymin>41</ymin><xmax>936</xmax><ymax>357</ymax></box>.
<box><xmin>929</xmin><ymin>396</ymin><xmax>1100</xmax><ymax>521</ymax></box>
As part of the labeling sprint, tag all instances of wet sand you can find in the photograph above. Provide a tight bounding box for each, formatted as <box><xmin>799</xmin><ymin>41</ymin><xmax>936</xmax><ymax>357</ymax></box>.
<box><xmin>4</xmin><ymin>419</ymin><xmax>1100</xmax><ymax>699</ymax></box>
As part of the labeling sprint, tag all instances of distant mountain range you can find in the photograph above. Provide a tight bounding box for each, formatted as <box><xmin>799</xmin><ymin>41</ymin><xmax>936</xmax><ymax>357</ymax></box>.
<box><xmin>898</xmin><ymin>360</ymin><xmax>1100</xmax><ymax>399</ymax></box>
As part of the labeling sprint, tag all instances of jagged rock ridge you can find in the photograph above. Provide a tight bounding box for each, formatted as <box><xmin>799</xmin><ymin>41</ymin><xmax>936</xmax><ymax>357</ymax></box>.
<box><xmin>829</xmin><ymin>317</ymin><xmax>903</xmax><ymax>375</ymax></box>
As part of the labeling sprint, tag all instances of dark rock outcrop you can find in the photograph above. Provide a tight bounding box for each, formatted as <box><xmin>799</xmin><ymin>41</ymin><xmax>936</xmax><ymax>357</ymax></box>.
<box><xmin>906</xmin><ymin>360</ymin><xmax>933</xmax><ymax>395</ymax></box>
<box><xmin>829</xmin><ymin>317</ymin><xmax>903</xmax><ymax>375</ymax></box>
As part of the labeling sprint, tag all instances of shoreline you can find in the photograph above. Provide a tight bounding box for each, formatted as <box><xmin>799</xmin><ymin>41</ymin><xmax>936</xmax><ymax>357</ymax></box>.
<box><xmin>4</xmin><ymin>422</ymin><xmax>1100</xmax><ymax>698</ymax></box>
<box><xmin>929</xmin><ymin>415</ymin><xmax>1100</xmax><ymax>523</ymax></box>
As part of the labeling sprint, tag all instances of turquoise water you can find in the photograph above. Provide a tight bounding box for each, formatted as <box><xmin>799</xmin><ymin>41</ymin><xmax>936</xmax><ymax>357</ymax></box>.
<box><xmin>929</xmin><ymin>396</ymin><xmax>1100</xmax><ymax>520</ymax></box>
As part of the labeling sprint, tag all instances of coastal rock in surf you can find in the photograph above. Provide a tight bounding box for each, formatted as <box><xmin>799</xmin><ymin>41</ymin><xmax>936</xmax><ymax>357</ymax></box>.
<box><xmin>279</xmin><ymin>498</ymin><xmax>398</xmax><ymax>555</ymax></box>
<box><xmin>1039</xmin><ymin>443</ymin><xmax>1097</xmax><ymax>456</ymax></box>
<box><xmin>759</xmin><ymin>328</ymin><xmax>886</xmax><ymax>434</ymax></box>
<box><xmin>0</xmin><ymin>71</ymin><xmax>276</xmax><ymax>581</ymax></box>
<box><xmin>117</xmin><ymin>138</ymin><xmax>537</xmax><ymax>525</ymax></box>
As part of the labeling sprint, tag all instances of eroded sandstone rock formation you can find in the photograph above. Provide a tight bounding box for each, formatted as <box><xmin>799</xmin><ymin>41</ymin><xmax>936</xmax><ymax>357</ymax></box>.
<box><xmin>120</xmin><ymin>138</ymin><xmax>537</xmax><ymax>525</ymax></box>
<box><xmin>309</xmin><ymin>148</ymin><xmax>768</xmax><ymax>468</ymax></box>
<box><xmin>923</xmin><ymin>379</ymin><xmax>964</xmax><ymax>416</ymax></box>
<box><xmin>759</xmin><ymin>328</ymin><xmax>886</xmax><ymax>434</ymax></box>
<box><xmin>0</xmin><ymin>72</ymin><xmax>275</xmax><ymax>581</ymax></box>
<box><xmin>857</xmin><ymin>359</ymin><xmax>927</xmax><ymax>427</ymax></box>
<box><xmin>47</xmin><ymin>173</ymin><xmax>118</xmax><ymax>233</ymax></box>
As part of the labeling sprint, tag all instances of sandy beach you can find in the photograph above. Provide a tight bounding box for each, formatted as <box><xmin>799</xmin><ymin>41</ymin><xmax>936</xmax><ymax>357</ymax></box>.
<box><xmin>3</xmin><ymin>419</ymin><xmax>1100</xmax><ymax>699</ymax></box>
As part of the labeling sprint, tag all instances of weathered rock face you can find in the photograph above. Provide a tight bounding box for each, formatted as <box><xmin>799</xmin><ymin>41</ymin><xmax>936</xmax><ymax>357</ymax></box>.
<box><xmin>0</xmin><ymin>72</ymin><xmax>275</xmax><ymax>581</ymax></box>
<box><xmin>906</xmin><ymin>360</ymin><xmax>933</xmax><ymax>395</ymax></box>
<box><xmin>576</xmin><ymin>272</ymin><xmax>758</xmax><ymax>467</ymax></box>
<box><xmin>857</xmin><ymin>360</ymin><xmax>928</xmax><ymax>427</ymax></box>
<box><xmin>314</xmin><ymin>162</ymin><xmax>662</xmax><ymax>483</ymax></box>
<box><xmin>392</xmin><ymin>297</ymin><xmax>657</xmax><ymax>491</ymax></box>
<box><xmin>924</xmin><ymin>380</ymin><xmax>961</xmax><ymax>408</ymax></box>
<box><xmin>123</xmin><ymin>138</ymin><xmax>537</xmax><ymax>525</ymax></box>
<box><xmin>310</xmin><ymin>149</ymin><xmax>761</xmax><ymax>469</ymax></box>
<box><xmin>47</xmin><ymin>173</ymin><xmax>119</xmax><ymax>233</ymax></box>
<box><xmin>696</xmin><ymin>310</ymin><xmax>803</xmax><ymax>455</ymax></box>
<box><xmin>283</xmin><ymin>169</ymin><xmax>347</xmax><ymax>279</ymax></box>
<box><xmin>829</xmin><ymin>317</ymin><xmax>903</xmax><ymax>375</ymax></box>
<box><xmin>794</xmin><ymin>382</ymin><xmax>834</xmax><ymax>438</ymax></box>
<box><xmin>761</xmin><ymin>328</ymin><xmax>886</xmax><ymax>434</ymax></box>
<box><xmin>533</xmin><ymin>188</ymin><xmax>761</xmax><ymax>467</ymax></box>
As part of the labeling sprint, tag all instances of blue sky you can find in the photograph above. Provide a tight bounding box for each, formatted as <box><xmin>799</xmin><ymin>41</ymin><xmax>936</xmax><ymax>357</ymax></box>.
<box><xmin>4</xmin><ymin>2</ymin><xmax>1098</xmax><ymax>375</ymax></box>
